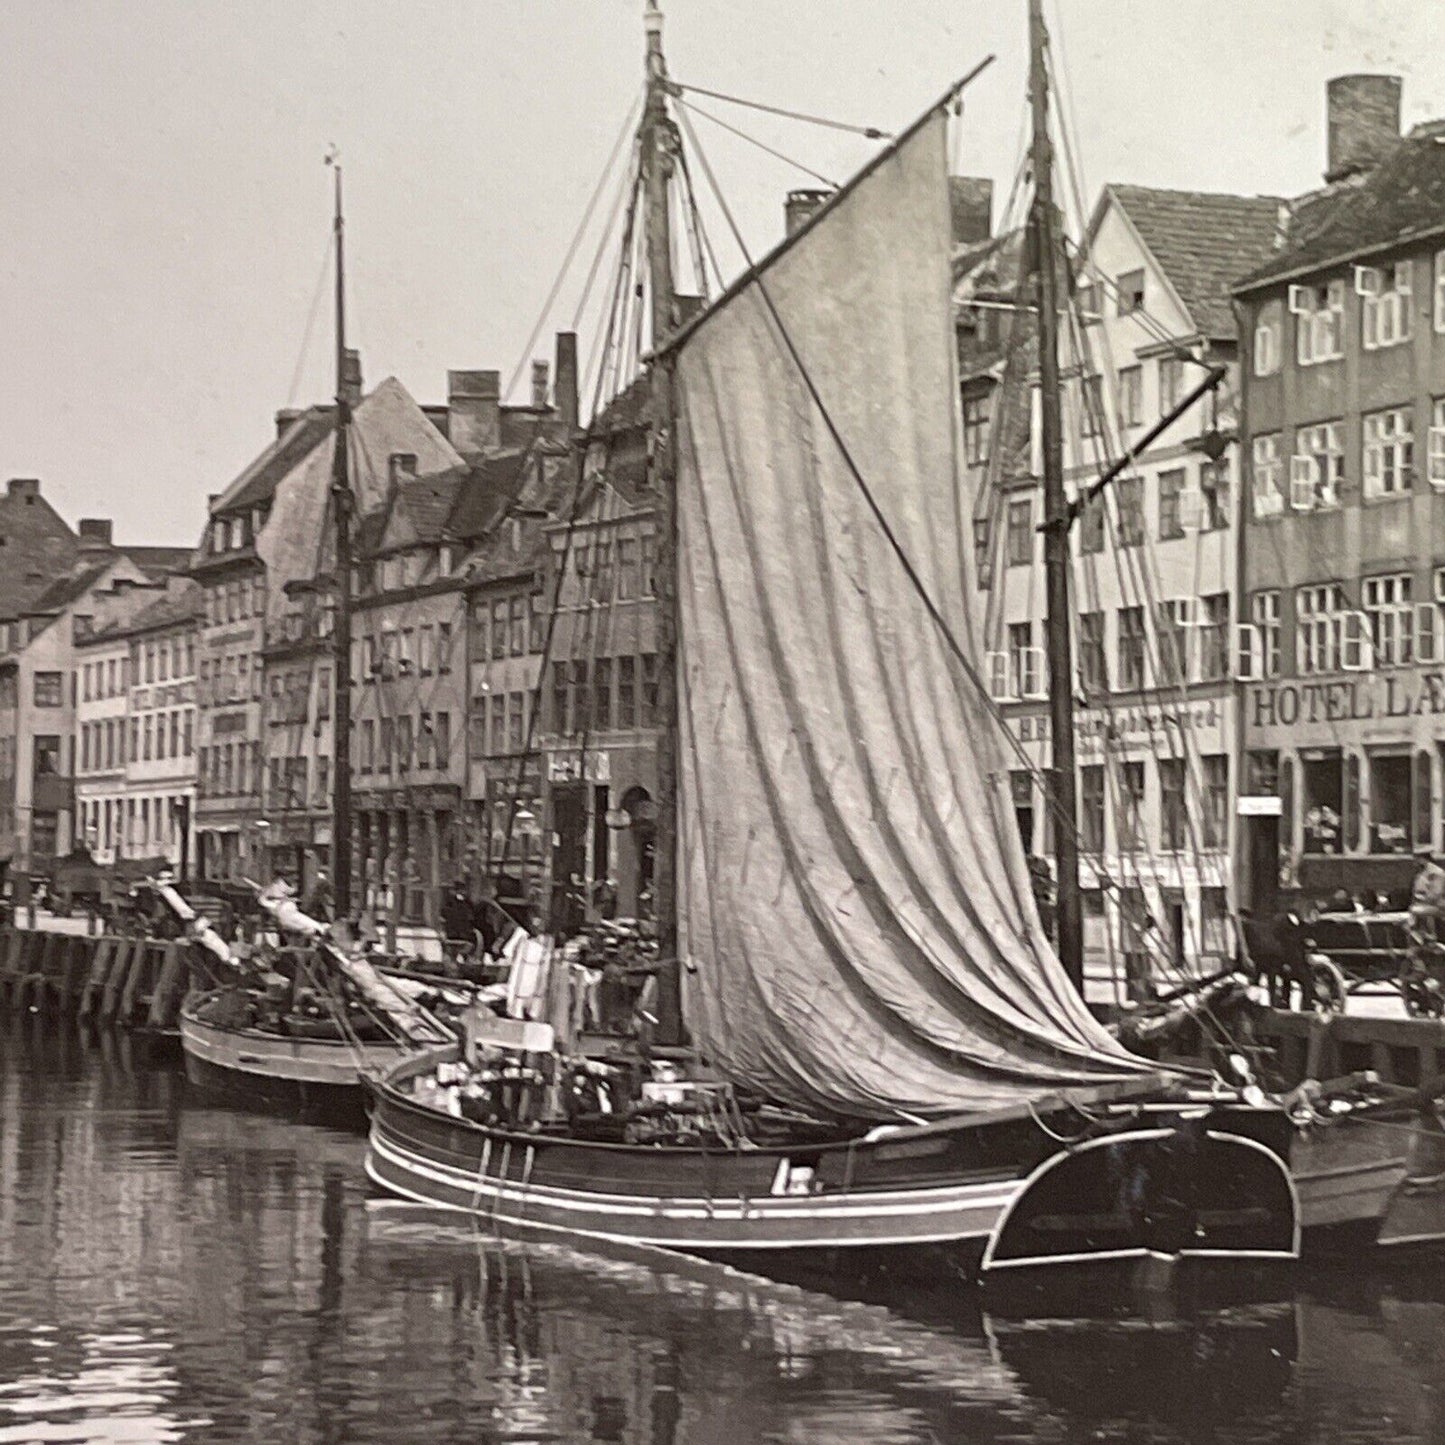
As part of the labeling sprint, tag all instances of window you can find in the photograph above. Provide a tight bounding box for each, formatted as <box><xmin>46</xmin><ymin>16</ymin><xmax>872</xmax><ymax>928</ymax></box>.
<box><xmin>593</xmin><ymin>658</ymin><xmax>613</xmax><ymax>730</ymax></box>
<box><xmin>435</xmin><ymin>712</ymin><xmax>450</xmax><ymax>769</ymax></box>
<box><xmin>1117</xmin><ymin>606</ymin><xmax>1146</xmax><ymax>691</ymax></box>
<box><xmin>1157</xmin><ymin>468</ymin><xmax>1185</xmax><ymax>540</ymax></box>
<box><xmin>1007</xmin><ymin>622</ymin><xmax>1041</xmax><ymax>699</ymax></box>
<box><xmin>379</xmin><ymin>715</ymin><xmax>394</xmax><ymax>772</ymax></box>
<box><xmin>617</xmin><ymin>655</ymin><xmax>636</xmax><ymax>728</ymax></box>
<box><xmin>1363</xmin><ymin>573</ymin><xmax>1414</xmax><ymax>666</ymax></box>
<box><xmin>1363</xmin><ymin>406</ymin><xmax>1414</xmax><ymax>498</ymax></box>
<box><xmin>1120</xmin><ymin>886</ymin><xmax>1151</xmax><ymax>1000</ymax></box>
<box><xmin>1116</xmin><ymin>268</ymin><xmax>1145</xmax><ymax>315</ymax></box>
<box><xmin>617</xmin><ymin>538</ymin><xmax>639</xmax><ymax>599</ymax></box>
<box><xmin>1079</xmin><ymin>611</ymin><xmax>1107</xmax><ymax>694</ymax></box>
<box><xmin>1155</xmin><ymin>599</ymin><xmax>1192</xmax><ymax>684</ymax></box>
<box><xmin>1116</xmin><ymin>477</ymin><xmax>1144</xmax><ymax>547</ymax></box>
<box><xmin>1290</xmin><ymin>421</ymin><xmax>1344</xmax><ymax>511</ymax></box>
<box><xmin>1079</xmin><ymin>374</ymin><xmax>1104</xmax><ymax>439</ymax></box>
<box><xmin>1431</xmin><ymin>398</ymin><xmax>1445</xmax><ymax>489</ymax></box>
<box><xmin>417</xmin><ymin>711</ymin><xmax>433</xmax><ymax>769</ymax></box>
<box><xmin>1119</xmin><ymin>761</ymin><xmax>1145</xmax><ymax>850</ymax></box>
<box><xmin>1370</xmin><ymin>752</ymin><xmax>1412</xmax><ymax>855</ymax></box>
<box><xmin>1436</xmin><ymin>250</ymin><xmax>1445</xmax><ymax>334</ymax></box>
<box><xmin>1158</xmin><ymin>356</ymin><xmax>1184</xmax><ymax>416</ymax></box>
<box><xmin>1252</xmin><ymin>434</ymin><xmax>1284</xmax><ymax>519</ymax></box>
<box><xmin>491</xmin><ymin>601</ymin><xmax>508</xmax><ymax>657</ymax></box>
<box><xmin>1006</xmin><ymin>499</ymin><xmax>1032</xmax><ymax>566</ymax></box>
<box><xmin>1202</xmin><ymin>754</ymin><xmax>1229</xmax><ymax>849</ymax></box>
<box><xmin>1359</xmin><ymin>261</ymin><xmax>1412</xmax><ymax>350</ymax></box>
<box><xmin>418</xmin><ymin>624</ymin><xmax>434</xmax><ymax>676</ymax></box>
<box><xmin>1253</xmin><ymin>301</ymin><xmax>1282</xmax><ymax>377</ymax></box>
<box><xmin>1199</xmin><ymin>593</ymin><xmax>1230</xmax><ymax>681</ymax></box>
<box><xmin>1160</xmin><ymin>758</ymin><xmax>1187</xmax><ymax>851</ymax></box>
<box><xmin>32</xmin><ymin>671</ymin><xmax>62</xmax><ymax>708</ymax></box>
<box><xmin>1293</xmin><ymin>278</ymin><xmax>1345</xmax><ymax>364</ymax></box>
<box><xmin>551</xmin><ymin>660</ymin><xmax>569</xmax><ymax>735</ymax></box>
<box><xmin>33</xmin><ymin>734</ymin><xmax>60</xmax><ymax>778</ymax></box>
<box><xmin>1245</xmin><ymin>591</ymin><xmax>1282</xmax><ymax>679</ymax></box>
<box><xmin>397</xmin><ymin>715</ymin><xmax>413</xmax><ymax>772</ymax></box>
<box><xmin>640</xmin><ymin>534</ymin><xmax>657</xmax><ymax>597</ymax></box>
<box><xmin>1010</xmin><ymin>771</ymin><xmax>1034</xmax><ymax>852</ymax></box>
<box><xmin>962</xmin><ymin>393</ymin><xmax>991</xmax><ymax>465</ymax></box>
<box><xmin>359</xmin><ymin>720</ymin><xmax>374</xmax><ymax>774</ymax></box>
<box><xmin>1201</xmin><ymin>888</ymin><xmax>1231</xmax><ymax>958</ymax></box>
<box><xmin>1199</xmin><ymin>461</ymin><xmax>1229</xmax><ymax>531</ymax></box>
<box><xmin>1297</xmin><ymin>584</ymin><xmax>1348</xmax><ymax>675</ymax></box>
<box><xmin>1118</xmin><ymin>365</ymin><xmax>1142</xmax><ymax>427</ymax></box>
<box><xmin>1078</xmin><ymin>497</ymin><xmax>1104</xmax><ymax>555</ymax></box>
<box><xmin>508</xmin><ymin>693</ymin><xmax>525</xmax><ymax>753</ymax></box>
<box><xmin>438</xmin><ymin>621</ymin><xmax>453</xmax><ymax>673</ymax></box>
<box><xmin>490</xmin><ymin>694</ymin><xmax>506</xmax><ymax>754</ymax></box>
<box><xmin>973</xmin><ymin>517</ymin><xmax>992</xmax><ymax>584</ymax></box>
<box><xmin>509</xmin><ymin>597</ymin><xmax>526</xmax><ymax>656</ymax></box>
<box><xmin>641</xmin><ymin>653</ymin><xmax>658</xmax><ymax>727</ymax></box>
<box><xmin>1080</xmin><ymin>765</ymin><xmax>1105</xmax><ymax>854</ymax></box>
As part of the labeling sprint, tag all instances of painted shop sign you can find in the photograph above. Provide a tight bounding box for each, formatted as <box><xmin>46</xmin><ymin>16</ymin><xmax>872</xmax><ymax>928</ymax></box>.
<box><xmin>1014</xmin><ymin>700</ymin><xmax>1220</xmax><ymax>747</ymax></box>
<box><xmin>1249</xmin><ymin>672</ymin><xmax>1445</xmax><ymax>729</ymax></box>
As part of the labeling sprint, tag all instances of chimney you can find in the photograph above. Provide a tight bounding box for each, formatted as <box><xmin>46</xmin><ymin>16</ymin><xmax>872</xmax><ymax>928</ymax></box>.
<box><xmin>6</xmin><ymin>478</ymin><xmax>40</xmax><ymax>502</ymax></box>
<box><xmin>531</xmin><ymin>359</ymin><xmax>550</xmax><ymax>410</ymax></box>
<box><xmin>78</xmin><ymin>518</ymin><xmax>113</xmax><ymax>551</ymax></box>
<box><xmin>784</xmin><ymin>188</ymin><xmax>835</xmax><ymax>237</ymax></box>
<box><xmin>555</xmin><ymin>331</ymin><xmax>579</xmax><ymax>435</ymax></box>
<box><xmin>447</xmin><ymin>369</ymin><xmax>501</xmax><ymax>458</ymax></box>
<box><xmin>341</xmin><ymin>348</ymin><xmax>363</xmax><ymax>407</ymax></box>
<box><xmin>1325</xmin><ymin>74</ymin><xmax>1401</xmax><ymax>182</ymax></box>
<box><xmin>949</xmin><ymin>176</ymin><xmax>993</xmax><ymax>246</ymax></box>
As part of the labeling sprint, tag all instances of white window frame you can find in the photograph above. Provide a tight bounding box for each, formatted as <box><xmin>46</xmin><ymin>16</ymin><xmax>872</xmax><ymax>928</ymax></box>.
<box><xmin>1363</xmin><ymin>406</ymin><xmax>1415</xmax><ymax>499</ymax></box>
<box><xmin>1297</xmin><ymin>583</ymin><xmax>1347</xmax><ymax>675</ymax></box>
<box><xmin>1293</xmin><ymin>279</ymin><xmax>1345</xmax><ymax>365</ymax></box>
<box><xmin>1292</xmin><ymin>421</ymin><xmax>1344</xmax><ymax>510</ymax></box>
<box><xmin>1430</xmin><ymin>398</ymin><xmax>1445</xmax><ymax>490</ymax></box>
<box><xmin>1235</xmin><ymin>623</ymin><xmax>1262</xmax><ymax>681</ymax></box>
<box><xmin>1251</xmin><ymin>589</ymin><xmax>1281</xmax><ymax>677</ymax></box>
<box><xmin>1362</xmin><ymin>573</ymin><xmax>1414</xmax><ymax>667</ymax></box>
<box><xmin>1434</xmin><ymin>250</ymin><xmax>1445</xmax><ymax>334</ymax></box>
<box><xmin>1252</xmin><ymin>433</ymin><xmax>1284</xmax><ymax>518</ymax></box>
<box><xmin>1253</xmin><ymin>303</ymin><xmax>1282</xmax><ymax>377</ymax></box>
<box><xmin>1359</xmin><ymin>261</ymin><xmax>1413</xmax><ymax>351</ymax></box>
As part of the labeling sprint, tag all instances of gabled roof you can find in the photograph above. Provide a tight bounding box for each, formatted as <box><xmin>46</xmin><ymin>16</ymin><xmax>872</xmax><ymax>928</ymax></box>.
<box><xmin>0</xmin><ymin>486</ymin><xmax>78</xmax><ymax>620</ymax></box>
<box><xmin>1235</xmin><ymin>122</ymin><xmax>1445</xmax><ymax>292</ymax></box>
<box><xmin>1102</xmin><ymin>184</ymin><xmax>1286</xmax><ymax>336</ymax></box>
<box><xmin>212</xmin><ymin>406</ymin><xmax>335</xmax><ymax>516</ymax></box>
<box><xmin>447</xmin><ymin>450</ymin><xmax>535</xmax><ymax>543</ymax></box>
<box><xmin>25</xmin><ymin>561</ymin><xmax>112</xmax><ymax>618</ymax></box>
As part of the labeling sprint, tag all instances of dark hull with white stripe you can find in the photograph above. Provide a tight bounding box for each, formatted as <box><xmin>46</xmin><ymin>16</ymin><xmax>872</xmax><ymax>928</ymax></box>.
<box><xmin>363</xmin><ymin>1049</ymin><xmax>1300</xmax><ymax>1279</ymax></box>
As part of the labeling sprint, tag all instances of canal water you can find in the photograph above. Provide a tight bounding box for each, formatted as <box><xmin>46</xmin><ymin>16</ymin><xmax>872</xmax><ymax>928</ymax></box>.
<box><xmin>0</xmin><ymin>1016</ymin><xmax>1439</xmax><ymax>1444</ymax></box>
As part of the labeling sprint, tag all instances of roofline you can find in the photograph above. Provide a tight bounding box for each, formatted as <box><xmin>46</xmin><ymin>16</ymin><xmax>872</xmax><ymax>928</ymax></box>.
<box><xmin>1095</xmin><ymin>186</ymin><xmax>1199</xmax><ymax>338</ymax></box>
<box><xmin>1232</xmin><ymin>218</ymin><xmax>1445</xmax><ymax>296</ymax></box>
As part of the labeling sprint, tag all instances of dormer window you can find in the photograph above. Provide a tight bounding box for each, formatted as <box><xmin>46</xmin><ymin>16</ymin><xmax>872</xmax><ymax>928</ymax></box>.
<box><xmin>1116</xmin><ymin>269</ymin><xmax>1145</xmax><ymax>316</ymax></box>
<box><xmin>1358</xmin><ymin>261</ymin><xmax>1412</xmax><ymax>350</ymax></box>
<box><xmin>1290</xmin><ymin>279</ymin><xmax>1345</xmax><ymax>365</ymax></box>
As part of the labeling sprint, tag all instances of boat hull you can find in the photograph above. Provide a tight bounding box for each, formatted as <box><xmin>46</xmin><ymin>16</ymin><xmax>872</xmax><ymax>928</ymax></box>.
<box><xmin>363</xmin><ymin>1053</ymin><xmax>1299</xmax><ymax>1279</ymax></box>
<box><xmin>180</xmin><ymin>996</ymin><xmax>401</xmax><ymax>1131</ymax></box>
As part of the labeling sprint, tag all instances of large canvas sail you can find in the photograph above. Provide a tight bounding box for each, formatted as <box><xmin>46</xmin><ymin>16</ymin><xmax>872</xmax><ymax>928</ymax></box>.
<box><xmin>672</xmin><ymin>107</ymin><xmax>1158</xmax><ymax>1119</ymax></box>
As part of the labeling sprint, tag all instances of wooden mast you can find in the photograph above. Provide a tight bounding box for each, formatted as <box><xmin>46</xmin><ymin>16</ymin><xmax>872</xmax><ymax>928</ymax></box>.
<box><xmin>1028</xmin><ymin>0</ymin><xmax>1083</xmax><ymax>991</ymax></box>
<box><xmin>328</xmin><ymin>153</ymin><xmax>355</xmax><ymax>924</ymax></box>
<box><xmin>643</xmin><ymin>2</ymin><xmax>683</xmax><ymax>1044</ymax></box>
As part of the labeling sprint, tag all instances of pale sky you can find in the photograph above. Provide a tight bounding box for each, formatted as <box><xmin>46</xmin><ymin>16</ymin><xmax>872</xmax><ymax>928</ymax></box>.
<box><xmin>2</xmin><ymin>0</ymin><xmax>1442</xmax><ymax>547</ymax></box>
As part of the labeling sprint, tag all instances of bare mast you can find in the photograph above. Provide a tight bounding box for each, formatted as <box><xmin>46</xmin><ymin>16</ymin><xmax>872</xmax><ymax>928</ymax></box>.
<box><xmin>1028</xmin><ymin>0</ymin><xmax>1083</xmax><ymax>991</ymax></box>
<box><xmin>641</xmin><ymin>3</ymin><xmax>683</xmax><ymax>1044</ymax></box>
<box><xmin>328</xmin><ymin>153</ymin><xmax>355</xmax><ymax>924</ymax></box>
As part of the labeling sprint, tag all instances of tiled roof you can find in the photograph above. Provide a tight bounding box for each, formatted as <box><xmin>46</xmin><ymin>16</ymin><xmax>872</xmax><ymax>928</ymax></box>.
<box><xmin>1106</xmin><ymin>185</ymin><xmax>1286</xmax><ymax>336</ymax></box>
<box><xmin>463</xmin><ymin>514</ymin><xmax>548</xmax><ymax>588</ymax></box>
<box><xmin>446</xmin><ymin>451</ymin><xmax>534</xmax><ymax>543</ymax></box>
<box><xmin>25</xmin><ymin>561</ymin><xmax>111</xmax><ymax>617</ymax></box>
<box><xmin>0</xmin><ymin>488</ymin><xmax>78</xmax><ymax>620</ymax></box>
<box><xmin>1235</xmin><ymin>123</ymin><xmax>1445</xmax><ymax>291</ymax></box>
<box><xmin>212</xmin><ymin>406</ymin><xmax>335</xmax><ymax>516</ymax></box>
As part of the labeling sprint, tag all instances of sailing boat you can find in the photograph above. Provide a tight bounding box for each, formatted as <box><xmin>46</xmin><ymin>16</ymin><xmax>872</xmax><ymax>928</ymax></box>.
<box><xmin>360</xmin><ymin>3</ymin><xmax>1297</xmax><ymax>1279</ymax></box>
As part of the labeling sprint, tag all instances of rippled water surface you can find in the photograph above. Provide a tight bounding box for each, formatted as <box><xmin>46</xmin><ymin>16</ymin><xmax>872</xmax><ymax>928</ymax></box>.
<box><xmin>1</xmin><ymin>1016</ymin><xmax>1443</xmax><ymax>1442</ymax></box>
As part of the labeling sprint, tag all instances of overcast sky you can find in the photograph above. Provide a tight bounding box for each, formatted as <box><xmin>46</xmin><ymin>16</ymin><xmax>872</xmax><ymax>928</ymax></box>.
<box><xmin>2</xmin><ymin>0</ymin><xmax>1442</xmax><ymax>547</ymax></box>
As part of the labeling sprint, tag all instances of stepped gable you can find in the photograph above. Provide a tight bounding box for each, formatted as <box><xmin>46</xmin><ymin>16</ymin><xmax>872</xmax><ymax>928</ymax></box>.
<box><xmin>1236</xmin><ymin>122</ymin><xmax>1445</xmax><ymax>291</ymax></box>
<box><xmin>1104</xmin><ymin>184</ymin><xmax>1286</xmax><ymax>335</ymax></box>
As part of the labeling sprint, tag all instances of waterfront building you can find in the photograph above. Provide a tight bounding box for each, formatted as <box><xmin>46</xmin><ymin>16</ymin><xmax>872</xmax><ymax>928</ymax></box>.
<box><xmin>74</xmin><ymin>573</ymin><xmax>200</xmax><ymax>871</ymax></box>
<box><xmin>1234</xmin><ymin>75</ymin><xmax>1445</xmax><ymax>906</ymax></box>
<box><xmin>963</xmin><ymin>183</ymin><xmax>1281</xmax><ymax>992</ymax></box>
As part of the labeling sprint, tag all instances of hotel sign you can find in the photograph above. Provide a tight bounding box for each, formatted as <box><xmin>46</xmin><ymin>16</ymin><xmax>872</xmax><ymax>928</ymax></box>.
<box><xmin>1249</xmin><ymin>672</ymin><xmax>1445</xmax><ymax>729</ymax></box>
<box><xmin>1014</xmin><ymin>700</ymin><xmax>1221</xmax><ymax>749</ymax></box>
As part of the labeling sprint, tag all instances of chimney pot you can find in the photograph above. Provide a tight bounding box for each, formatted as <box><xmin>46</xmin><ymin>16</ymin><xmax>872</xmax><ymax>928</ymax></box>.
<box><xmin>6</xmin><ymin>478</ymin><xmax>40</xmax><ymax>501</ymax></box>
<box><xmin>1325</xmin><ymin>74</ymin><xmax>1401</xmax><ymax>183</ymax></box>
<box><xmin>554</xmin><ymin>332</ymin><xmax>579</xmax><ymax>435</ymax></box>
<box><xmin>447</xmin><ymin>369</ymin><xmax>502</xmax><ymax>457</ymax></box>
<box><xmin>531</xmin><ymin>360</ymin><xmax>550</xmax><ymax>409</ymax></box>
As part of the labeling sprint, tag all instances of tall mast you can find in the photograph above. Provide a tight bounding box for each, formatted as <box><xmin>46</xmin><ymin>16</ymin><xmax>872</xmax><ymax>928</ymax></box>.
<box><xmin>1028</xmin><ymin>0</ymin><xmax>1083</xmax><ymax>991</ymax></box>
<box><xmin>643</xmin><ymin>1</ymin><xmax>683</xmax><ymax>1045</ymax></box>
<box><xmin>328</xmin><ymin>154</ymin><xmax>355</xmax><ymax>924</ymax></box>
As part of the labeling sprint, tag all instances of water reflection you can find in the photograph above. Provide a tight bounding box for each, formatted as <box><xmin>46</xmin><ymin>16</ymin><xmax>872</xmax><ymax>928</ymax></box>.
<box><xmin>2</xmin><ymin>1012</ymin><xmax>1445</xmax><ymax>1442</ymax></box>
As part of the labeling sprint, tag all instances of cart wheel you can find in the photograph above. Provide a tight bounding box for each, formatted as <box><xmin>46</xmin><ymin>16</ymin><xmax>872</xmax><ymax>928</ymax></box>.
<box><xmin>1307</xmin><ymin>957</ymin><xmax>1347</xmax><ymax>1015</ymax></box>
<box><xmin>1402</xmin><ymin>977</ymin><xmax>1445</xmax><ymax>1019</ymax></box>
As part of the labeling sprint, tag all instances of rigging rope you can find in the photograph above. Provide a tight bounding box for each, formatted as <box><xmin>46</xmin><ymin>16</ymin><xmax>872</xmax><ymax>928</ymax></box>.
<box><xmin>674</xmin><ymin>96</ymin><xmax>838</xmax><ymax>189</ymax></box>
<box><xmin>669</xmin><ymin>79</ymin><xmax>891</xmax><ymax>139</ymax></box>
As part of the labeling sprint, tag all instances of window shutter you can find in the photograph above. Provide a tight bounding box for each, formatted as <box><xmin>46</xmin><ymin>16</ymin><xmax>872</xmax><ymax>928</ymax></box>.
<box><xmin>1235</xmin><ymin>623</ymin><xmax>1262</xmax><ymax>681</ymax></box>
